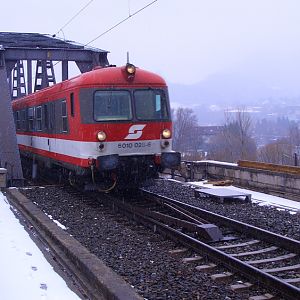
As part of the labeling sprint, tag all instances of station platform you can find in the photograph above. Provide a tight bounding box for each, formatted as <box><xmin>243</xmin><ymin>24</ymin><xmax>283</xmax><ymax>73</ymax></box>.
<box><xmin>0</xmin><ymin>191</ymin><xmax>79</xmax><ymax>299</ymax></box>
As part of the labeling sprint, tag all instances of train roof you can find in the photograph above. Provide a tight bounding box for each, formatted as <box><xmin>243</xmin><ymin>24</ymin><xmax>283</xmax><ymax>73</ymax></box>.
<box><xmin>12</xmin><ymin>66</ymin><xmax>167</xmax><ymax>106</ymax></box>
<box><xmin>67</xmin><ymin>65</ymin><xmax>167</xmax><ymax>87</ymax></box>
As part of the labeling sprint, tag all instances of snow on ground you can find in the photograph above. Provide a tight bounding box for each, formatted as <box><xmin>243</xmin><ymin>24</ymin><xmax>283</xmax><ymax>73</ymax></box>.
<box><xmin>189</xmin><ymin>180</ymin><xmax>300</xmax><ymax>213</ymax></box>
<box><xmin>0</xmin><ymin>191</ymin><xmax>79</xmax><ymax>300</ymax></box>
<box><xmin>44</xmin><ymin>213</ymin><xmax>68</xmax><ymax>230</ymax></box>
<box><xmin>194</xmin><ymin>160</ymin><xmax>238</xmax><ymax>167</ymax></box>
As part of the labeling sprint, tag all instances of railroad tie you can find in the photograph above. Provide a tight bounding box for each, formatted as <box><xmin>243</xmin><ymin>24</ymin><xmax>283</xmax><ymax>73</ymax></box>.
<box><xmin>210</xmin><ymin>272</ymin><xmax>233</xmax><ymax>282</ymax></box>
<box><xmin>215</xmin><ymin>239</ymin><xmax>260</xmax><ymax>250</ymax></box>
<box><xmin>230</xmin><ymin>282</ymin><xmax>253</xmax><ymax>292</ymax></box>
<box><xmin>262</xmin><ymin>263</ymin><xmax>300</xmax><ymax>273</ymax></box>
<box><xmin>283</xmin><ymin>277</ymin><xmax>300</xmax><ymax>284</ymax></box>
<box><xmin>182</xmin><ymin>256</ymin><xmax>203</xmax><ymax>263</ymax></box>
<box><xmin>168</xmin><ymin>248</ymin><xmax>188</xmax><ymax>256</ymax></box>
<box><xmin>245</xmin><ymin>253</ymin><xmax>297</xmax><ymax>265</ymax></box>
<box><xmin>248</xmin><ymin>293</ymin><xmax>275</xmax><ymax>300</ymax></box>
<box><xmin>230</xmin><ymin>246</ymin><xmax>278</xmax><ymax>258</ymax></box>
<box><xmin>195</xmin><ymin>263</ymin><xmax>217</xmax><ymax>272</ymax></box>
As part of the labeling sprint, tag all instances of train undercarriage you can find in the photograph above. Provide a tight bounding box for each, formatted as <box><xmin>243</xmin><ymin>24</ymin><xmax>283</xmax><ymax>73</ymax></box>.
<box><xmin>20</xmin><ymin>152</ymin><xmax>164</xmax><ymax>192</ymax></box>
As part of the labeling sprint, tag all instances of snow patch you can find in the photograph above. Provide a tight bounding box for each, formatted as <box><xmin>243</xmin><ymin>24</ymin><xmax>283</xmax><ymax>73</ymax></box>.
<box><xmin>44</xmin><ymin>213</ymin><xmax>67</xmax><ymax>230</ymax></box>
<box><xmin>195</xmin><ymin>160</ymin><xmax>238</xmax><ymax>166</ymax></box>
<box><xmin>190</xmin><ymin>180</ymin><xmax>300</xmax><ymax>213</ymax></box>
<box><xmin>0</xmin><ymin>192</ymin><xmax>78</xmax><ymax>299</ymax></box>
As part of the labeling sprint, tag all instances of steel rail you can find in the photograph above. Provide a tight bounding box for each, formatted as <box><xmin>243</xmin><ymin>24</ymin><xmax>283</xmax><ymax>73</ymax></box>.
<box><xmin>110</xmin><ymin>197</ymin><xmax>300</xmax><ymax>299</ymax></box>
<box><xmin>147</xmin><ymin>217</ymin><xmax>300</xmax><ymax>300</ymax></box>
<box><xmin>141</xmin><ymin>189</ymin><xmax>300</xmax><ymax>254</ymax></box>
<box><xmin>109</xmin><ymin>189</ymin><xmax>300</xmax><ymax>299</ymax></box>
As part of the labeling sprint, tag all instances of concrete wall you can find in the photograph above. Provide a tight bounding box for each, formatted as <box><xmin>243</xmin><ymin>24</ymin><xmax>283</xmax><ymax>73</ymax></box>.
<box><xmin>0</xmin><ymin>168</ymin><xmax>7</xmax><ymax>188</ymax></box>
<box><xmin>184</xmin><ymin>161</ymin><xmax>300</xmax><ymax>195</ymax></box>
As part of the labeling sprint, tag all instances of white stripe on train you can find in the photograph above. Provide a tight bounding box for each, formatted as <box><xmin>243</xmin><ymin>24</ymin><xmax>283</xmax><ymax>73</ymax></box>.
<box><xmin>16</xmin><ymin>134</ymin><xmax>172</xmax><ymax>159</ymax></box>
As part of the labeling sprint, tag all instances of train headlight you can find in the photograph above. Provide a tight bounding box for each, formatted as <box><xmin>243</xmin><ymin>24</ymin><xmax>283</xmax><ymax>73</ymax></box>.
<box><xmin>162</xmin><ymin>129</ymin><xmax>171</xmax><ymax>139</ymax></box>
<box><xmin>126</xmin><ymin>63</ymin><xmax>136</xmax><ymax>75</ymax></box>
<box><xmin>97</xmin><ymin>131</ymin><xmax>107</xmax><ymax>141</ymax></box>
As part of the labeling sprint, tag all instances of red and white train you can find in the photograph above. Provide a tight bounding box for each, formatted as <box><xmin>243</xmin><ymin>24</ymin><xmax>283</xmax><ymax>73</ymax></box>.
<box><xmin>12</xmin><ymin>63</ymin><xmax>180</xmax><ymax>190</ymax></box>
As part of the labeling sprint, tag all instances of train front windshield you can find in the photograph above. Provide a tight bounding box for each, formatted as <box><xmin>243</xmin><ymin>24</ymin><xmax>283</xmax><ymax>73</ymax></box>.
<box><xmin>134</xmin><ymin>89</ymin><xmax>169</xmax><ymax>121</ymax></box>
<box><xmin>94</xmin><ymin>89</ymin><xmax>169</xmax><ymax>121</ymax></box>
<box><xmin>94</xmin><ymin>91</ymin><xmax>132</xmax><ymax>121</ymax></box>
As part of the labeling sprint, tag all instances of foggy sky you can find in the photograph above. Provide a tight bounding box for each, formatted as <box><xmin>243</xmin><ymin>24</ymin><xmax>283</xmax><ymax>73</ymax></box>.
<box><xmin>1</xmin><ymin>0</ymin><xmax>300</xmax><ymax>86</ymax></box>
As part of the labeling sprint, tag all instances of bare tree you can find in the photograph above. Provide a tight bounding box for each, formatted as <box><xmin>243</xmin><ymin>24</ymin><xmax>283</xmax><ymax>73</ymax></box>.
<box><xmin>258</xmin><ymin>124</ymin><xmax>300</xmax><ymax>165</ymax></box>
<box><xmin>258</xmin><ymin>138</ymin><xmax>294</xmax><ymax>165</ymax></box>
<box><xmin>289</xmin><ymin>123</ymin><xmax>300</xmax><ymax>146</ymax></box>
<box><xmin>208</xmin><ymin>108</ymin><xmax>257</xmax><ymax>162</ymax></box>
<box><xmin>172</xmin><ymin>107</ymin><xmax>199</xmax><ymax>153</ymax></box>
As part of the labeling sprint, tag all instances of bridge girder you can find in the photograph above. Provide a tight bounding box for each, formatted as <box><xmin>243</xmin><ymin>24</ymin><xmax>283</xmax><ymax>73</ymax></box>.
<box><xmin>0</xmin><ymin>32</ymin><xmax>109</xmax><ymax>184</ymax></box>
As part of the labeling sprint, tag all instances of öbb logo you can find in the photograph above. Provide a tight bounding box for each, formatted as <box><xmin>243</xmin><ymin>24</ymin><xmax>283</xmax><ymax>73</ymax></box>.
<box><xmin>125</xmin><ymin>124</ymin><xmax>146</xmax><ymax>140</ymax></box>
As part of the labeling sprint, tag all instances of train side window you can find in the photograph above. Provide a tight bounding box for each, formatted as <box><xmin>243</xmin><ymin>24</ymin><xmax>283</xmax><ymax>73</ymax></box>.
<box><xmin>36</xmin><ymin>106</ymin><xmax>42</xmax><ymax>131</ymax></box>
<box><xmin>15</xmin><ymin>111</ymin><xmax>21</xmax><ymax>130</ymax></box>
<box><xmin>28</xmin><ymin>107</ymin><xmax>35</xmax><ymax>131</ymax></box>
<box><xmin>61</xmin><ymin>100</ymin><xmax>68</xmax><ymax>132</ymax></box>
<box><xmin>49</xmin><ymin>102</ymin><xmax>55</xmax><ymax>130</ymax></box>
<box><xmin>70</xmin><ymin>93</ymin><xmax>74</xmax><ymax>117</ymax></box>
<box><xmin>21</xmin><ymin>109</ymin><xmax>26</xmax><ymax>130</ymax></box>
<box><xmin>44</xmin><ymin>104</ymin><xmax>49</xmax><ymax>130</ymax></box>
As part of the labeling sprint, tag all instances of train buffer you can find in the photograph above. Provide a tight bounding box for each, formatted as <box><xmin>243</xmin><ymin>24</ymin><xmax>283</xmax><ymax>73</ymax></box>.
<box><xmin>194</xmin><ymin>188</ymin><xmax>252</xmax><ymax>203</ymax></box>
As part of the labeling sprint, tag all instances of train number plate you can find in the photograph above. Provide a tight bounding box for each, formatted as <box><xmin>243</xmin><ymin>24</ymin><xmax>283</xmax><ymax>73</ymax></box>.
<box><xmin>118</xmin><ymin>141</ymin><xmax>152</xmax><ymax>149</ymax></box>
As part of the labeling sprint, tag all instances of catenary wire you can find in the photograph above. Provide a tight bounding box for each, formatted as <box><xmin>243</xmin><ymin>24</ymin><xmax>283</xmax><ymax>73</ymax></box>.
<box><xmin>53</xmin><ymin>0</ymin><xmax>94</xmax><ymax>37</ymax></box>
<box><xmin>24</xmin><ymin>0</ymin><xmax>158</xmax><ymax>90</ymax></box>
<box><xmin>85</xmin><ymin>0</ymin><xmax>158</xmax><ymax>46</ymax></box>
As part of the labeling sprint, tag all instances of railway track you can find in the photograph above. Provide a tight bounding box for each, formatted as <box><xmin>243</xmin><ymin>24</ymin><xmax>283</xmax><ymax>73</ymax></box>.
<box><xmin>101</xmin><ymin>188</ymin><xmax>300</xmax><ymax>300</ymax></box>
<box><xmin>17</xmin><ymin>181</ymin><xmax>300</xmax><ymax>299</ymax></box>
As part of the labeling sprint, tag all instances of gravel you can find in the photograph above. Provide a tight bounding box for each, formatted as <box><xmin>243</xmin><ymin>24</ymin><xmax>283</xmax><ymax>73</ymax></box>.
<box><xmin>147</xmin><ymin>179</ymin><xmax>300</xmax><ymax>241</ymax></box>
<box><xmin>19</xmin><ymin>179</ymin><xmax>300</xmax><ymax>299</ymax></box>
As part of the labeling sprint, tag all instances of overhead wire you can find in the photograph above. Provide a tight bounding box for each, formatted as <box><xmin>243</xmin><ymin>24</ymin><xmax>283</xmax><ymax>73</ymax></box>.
<box><xmin>128</xmin><ymin>0</ymin><xmax>131</xmax><ymax>16</ymax></box>
<box><xmin>53</xmin><ymin>0</ymin><xmax>94</xmax><ymax>37</ymax></box>
<box><xmin>26</xmin><ymin>0</ymin><xmax>158</xmax><ymax>90</ymax></box>
<box><xmin>24</xmin><ymin>0</ymin><xmax>96</xmax><ymax>90</ymax></box>
<box><xmin>48</xmin><ymin>1</ymin><xmax>95</xmax><ymax>77</ymax></box>
<box><xmin>85</xmin><ymin>0</ymin><xmax>158</xmax><ymax>46</ymax></box>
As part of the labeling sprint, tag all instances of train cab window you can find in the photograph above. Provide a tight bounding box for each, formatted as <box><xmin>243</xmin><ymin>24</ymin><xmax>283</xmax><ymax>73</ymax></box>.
<box><xmin>94</xmin><ymin>91</ymin><xmax>132</xmax><ymax>121</ymax></box>
<box><xmin>134</xmin><ymin>89</ymin><xmax>169</xmax><ymax>121</ymax></box>
<box><xmin>61</xmin><ymin>100</ymin><xmax>68</xmax><ymax>132</ymax></box>
<box><xmin>28</xmin><ymin>107</ymin><xmax>34</xmax><ymax>131</ymax></box>
<box><xmin>36</xmin><ymin>106</ymin><xmax>42</xmax><ymax>131</ymax></box>
<box><xmin>15</xmin><ymin>111</ymin><xmax>21</xmax><ymax>130</ymax></box>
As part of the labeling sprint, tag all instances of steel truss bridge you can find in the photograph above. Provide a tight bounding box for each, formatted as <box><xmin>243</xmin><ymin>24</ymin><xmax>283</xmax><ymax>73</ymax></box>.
<box><xmin>0</xmin><ymin>32</ymin><xmax>109</xmax><ymax>184</ymax></box>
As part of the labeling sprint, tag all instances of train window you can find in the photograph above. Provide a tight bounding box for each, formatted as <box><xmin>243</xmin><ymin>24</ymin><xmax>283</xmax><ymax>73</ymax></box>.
<box><xmin>134</xmin><ymin>89</ymin><xmax>169</xmax><ymax>121</ymax></box>
<box><xmin>15</xmin><ymin>111</ymin><xmax>21</xmax><ymax>130</ymax></box>
<box><xmin>21</xmin><ymin>109</ymin><xmax>26</xmax><ymax>130</ymax></box>
<box><xmin>44</xmin><ymin>104</ymin><xmax>49</xmax><ymax>130</ymax></box>
<box><xmin>36</xmin><ymin>106</ymin><xmax>42</xmax><ymax>131</ymax></box>
<box><xmin>61</xmin><ymin>100</ymin><xmax>68</xmax><ymax>132</ymax></box>
<box><xmin>94</xmin><ymin>91</ymin><xmax>132</xmax><ymax>121</ymax></box>
<box><xmin>28</xmin><ymin>107</ymin><xmax>34</xmax><ymax>131</ymax></box>
<box><xmin>70</xmin><ymin>93</ymin><xmax>74</xmax><ymax>117</ymax></box>
<box><xmin>49</xmin><ymin>102</ymin><xmax>55</xmax><ymax>130</ymax></box>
